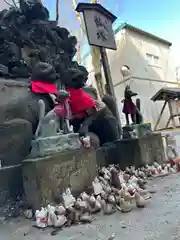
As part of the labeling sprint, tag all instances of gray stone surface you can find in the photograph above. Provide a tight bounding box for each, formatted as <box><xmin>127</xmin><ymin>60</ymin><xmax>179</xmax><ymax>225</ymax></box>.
<box><xmin>133</xmin><ymin>123</ymin><xmax>152</xmax><ymax>137</ymax></box>
<box><xmin>1</xmin><ymin>173</ymin><xmax>180</xmax><ymax>239</ymax></box>
<box><xmin>23</xmin><ymin>148</ymin><xmax>97</xmax><ymax>210</ymax></box>
<box><xmin>29</xmin><ymin>133</ymin><xmax>81</xmax><ymax>158</ymax></box>
<box><xmin>0</xmin><ymin>119</ymin><xmax>33</xmax><ymax>166</ymax></box>
<box><xmin>0</xmin><ymin>165</ymin><xmax>23</xmax><ymax>206</ymax></box>
<box><xmin>123</xmin><ymin>123</ymin><xmax>152</xmax><ymax>138</ymax></box>
<box><xmin>108</xmin><ymin>133</ymin><xmax>165</xmax><ymax>167</ymax></box>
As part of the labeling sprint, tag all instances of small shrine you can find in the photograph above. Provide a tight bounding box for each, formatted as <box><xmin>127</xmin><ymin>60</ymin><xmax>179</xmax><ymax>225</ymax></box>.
<box><xmin>151</xmin><ymin>87</ymin><xmax>180</xmax><ymax>131</ymax></box>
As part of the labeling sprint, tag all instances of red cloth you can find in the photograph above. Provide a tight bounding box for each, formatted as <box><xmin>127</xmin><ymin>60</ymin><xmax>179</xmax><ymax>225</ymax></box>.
<box><xmin>31</xmin><ymin>80</ymin><xmax>58</xmax><ymax>94</ymax></box>
<box><xmin>66</xmin><ymin>88</ymin><xmax>96</xmax><ymax>118</ymax></box>
<box><xmin>122</xmin><ymin>99</ymin><xmax>136</xmax><ymax>115</ymax></box>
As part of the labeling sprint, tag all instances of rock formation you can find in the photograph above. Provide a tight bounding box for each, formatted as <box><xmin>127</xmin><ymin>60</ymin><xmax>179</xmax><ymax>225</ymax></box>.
<box><xmin>0</xmin><ymin>0</ymin><xmax>88</xmax><ymax>84</ymax></box>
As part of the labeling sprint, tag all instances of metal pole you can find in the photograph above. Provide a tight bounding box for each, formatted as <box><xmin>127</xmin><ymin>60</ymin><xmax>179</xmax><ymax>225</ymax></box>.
<box><xmin>100</xmin><ymin>47</ymin><xmax>122</xmax><ymax>134</ymax></box>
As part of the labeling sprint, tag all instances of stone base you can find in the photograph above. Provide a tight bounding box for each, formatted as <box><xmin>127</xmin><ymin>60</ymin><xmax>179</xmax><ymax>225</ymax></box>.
<box><xmin>29</xmin><ymin>133</ymin><xmax>81</xmax><ymax>158</ymax></box>
<box><xmin>123</xmin><ymin>123</ymin><xmax>152</xmax><ymax>138</ymax></box>
<box><xmin>117</xmin><ymin>133</ymin><xmax>164</xmax><ymax>168</ymax></box>
<box><xmin>100</xmin><ymin>133</ymin><xmax>165</xmax><ymax>168</ymax></box>
<box><xmin>23</xmin><ymin>148</ymin><xmax>97</xmax><ymax>210</ymax></box>
<box><xmin>96</xmin><ymin>143</ymin><xmax>116</xmax><ymax>166</ymax></box>
<box><xmin>0</xmin><ymin>165</ymin><xmax>23</xmax><ymax>205</ymax></box>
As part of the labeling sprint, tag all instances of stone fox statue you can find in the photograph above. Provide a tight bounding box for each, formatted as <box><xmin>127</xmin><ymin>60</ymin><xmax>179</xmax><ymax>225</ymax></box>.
<box><xmin>56</xmin><ymin>63</ymin><xmax>120</xmax><ymax>146</ymax></box>
<box><xmin>34</xmin><ymin>89</ymin><xmax>71</xmax><ymax>138</ymax></box>
<box><xmin>65</xmin><ymin>86</ymin><xmax>120</xmax><ymax>146</ymax></box>
<box><xmin>30</xmin><ymin>62</ymin><xmax>72</xmax><ymax>138</ymax></box>
<box><xmin>0</xmin><ymin>62</ymin><xmax>60</xmax><ymax>166</ymax></box>
<box><xmin>122</xmin><ymin>85</ymin><xmax>143</xmax><ymax>125</ymax></box>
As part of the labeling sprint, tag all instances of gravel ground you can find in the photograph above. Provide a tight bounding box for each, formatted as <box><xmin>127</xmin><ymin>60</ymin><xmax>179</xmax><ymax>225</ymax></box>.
<box><xmin>0</xmin><ymin>173</ymin><xmax>180</xmax><ymax>240</ymax></box>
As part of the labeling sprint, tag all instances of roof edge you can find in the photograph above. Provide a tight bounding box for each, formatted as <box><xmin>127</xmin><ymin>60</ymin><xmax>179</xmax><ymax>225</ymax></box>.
<box><xmin>116</xmin><ymin>23</ymin><xmax>172</xmax><ymax>46</ymax></box>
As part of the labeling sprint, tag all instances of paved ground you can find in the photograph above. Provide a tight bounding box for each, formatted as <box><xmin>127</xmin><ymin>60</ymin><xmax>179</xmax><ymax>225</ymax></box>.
<box><xmin>1</xmin><ymin>173</ymin><xmax>180</xmax><ymax>240</ymax></box>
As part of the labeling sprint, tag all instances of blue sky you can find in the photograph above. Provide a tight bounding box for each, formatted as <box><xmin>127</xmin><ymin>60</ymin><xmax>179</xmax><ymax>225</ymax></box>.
<box><xmin>44</xmin><ymin>0</ymin><xmax>180</xmax><ymax>66</ymax></box>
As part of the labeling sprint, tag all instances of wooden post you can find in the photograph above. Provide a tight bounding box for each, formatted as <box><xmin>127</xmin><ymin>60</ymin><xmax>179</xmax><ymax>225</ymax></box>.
<box><xmin>154</xmin><ymin>100</ymin><xmax>167</xmax><ymax>131</ymax></box>
<box><xmin>165</xmin><ymin>116</ymin><xmax>171</xmax><ymax>128</ymax></box>
<box><xmin>168</xmin><ymin>100</ymin><xmax>176</xmax><ymax>128</ymax></box>
<box><xmin>100</xmin><ymin>47</ymin><xmax>114</xmax><ymax>96</ymax></box>
<box><xmin>100</xmin><ymin>47</ymin><xmax>122</xmax><ymax>132</ymax></box>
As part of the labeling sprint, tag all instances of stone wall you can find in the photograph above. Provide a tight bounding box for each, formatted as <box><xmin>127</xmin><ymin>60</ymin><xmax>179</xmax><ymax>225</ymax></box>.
<box><xmin>23</xmin><ymin>148</ymin><xmax>97</xmax><ymax>210</ymax></box>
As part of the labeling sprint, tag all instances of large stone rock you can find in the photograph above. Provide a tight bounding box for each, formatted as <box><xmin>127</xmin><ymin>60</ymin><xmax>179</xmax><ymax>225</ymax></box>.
<box><xmin>22</xmin><ymin>148</ymin><xmax>97</xmax><ymax>210</ymax></box>
<box><xmin>0</xmin><ymin>119</ymin><xmax>33</xmax><ymax>166</ymax></box>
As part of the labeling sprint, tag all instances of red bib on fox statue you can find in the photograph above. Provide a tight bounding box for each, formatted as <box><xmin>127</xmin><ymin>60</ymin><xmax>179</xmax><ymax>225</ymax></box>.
<box><xmin>66</xmin><ymin>88</ymin><xmax>96</xmax><ymax>119</ymax></box>
<box><xmin>66</xmin><ymin>86</ymin><xmax>120</xmax><ymax>146</ymax></box>
<box><xmin>31</xmin><ymin>80</ymin><xmax>58</xmax><ymax>94</ymax></box>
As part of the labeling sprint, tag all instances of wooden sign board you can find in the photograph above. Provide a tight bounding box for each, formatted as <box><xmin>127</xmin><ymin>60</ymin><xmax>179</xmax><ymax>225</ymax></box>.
<box><xmin>83</xmin><ymin>9</ymin><xmax>117</xmax><ymax>50</ymax></box>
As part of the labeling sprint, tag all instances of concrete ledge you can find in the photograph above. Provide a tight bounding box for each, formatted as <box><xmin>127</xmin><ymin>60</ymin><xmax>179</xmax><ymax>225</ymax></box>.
<box><xmin>30</xmin><ymin>133</ymin><xmax>81</xmax><ymax>158</ymax></box>
<box><xmin>0</xmin><ymin>165</ymin><xmax>23</xmax><ymax>205</ymax></box>
<box><xmin>22</xmin><ymin>148</ymin><xmax>97</xmax><ymax>210</ymax></box>
<box><xmin>101</xmin><ymin>133</ymin><xmax>165</xmax><ymax>168</ymax></box>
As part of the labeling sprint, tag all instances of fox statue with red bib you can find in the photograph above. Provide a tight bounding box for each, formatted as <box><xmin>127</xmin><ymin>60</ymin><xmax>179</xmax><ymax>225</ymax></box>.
<box><xmin>58</xmin><ymin>63</ymin><xmax>120</xmax><ymax>147</ymax></box>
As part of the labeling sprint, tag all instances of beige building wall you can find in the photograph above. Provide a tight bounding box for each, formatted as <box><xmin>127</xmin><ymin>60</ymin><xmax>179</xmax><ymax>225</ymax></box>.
<box><xmin>85</xmin><ymin>26</ymin><xmax>178</xmax><ymax>129</ymax></box>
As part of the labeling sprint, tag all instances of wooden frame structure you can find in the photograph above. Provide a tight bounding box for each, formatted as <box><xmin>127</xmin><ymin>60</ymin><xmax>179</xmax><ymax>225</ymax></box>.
<box><xmin>151</xmin><ymin>88</ymin><xmax>180</xmax><ymax>131</ymax></box>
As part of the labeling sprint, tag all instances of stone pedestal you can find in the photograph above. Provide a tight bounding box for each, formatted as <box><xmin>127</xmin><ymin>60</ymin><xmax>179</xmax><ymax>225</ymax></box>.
<box><xmin>96</xmin><ymin>143</ymin><xmax>116</xmax><ymax>166</ymax></box>
<box><xmin>30</xmin><ymin>133</ymin><xmax>81</xmax><ymax>158</ymax></box>
<box><xmin>123</xmin><ymin>123</ymin><xmax>152</xmax><ymax>138</ymax></box>
<box><xmin>23</xmin><ymin>148</ymin><xmax>97</xmax><ymax>210</ymax></box>
<box><xmin>117</xmin><ymin>133</ymin><xmax>164</xmax><ymax>168</ymax></box>
<box><xmin>100</xmin><ymin>133</ymin><xmax>165</xmax><ymax>168</ymax></box>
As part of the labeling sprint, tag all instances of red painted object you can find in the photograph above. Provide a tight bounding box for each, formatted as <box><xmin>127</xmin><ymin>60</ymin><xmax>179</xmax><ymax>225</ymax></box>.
<box><xmin>31</xmin><ymin>80</ymin><xmax>58</xmax><ymax>94</ymax></box>
<box><xmin>66</xmin><ymin>88</ymin><xmax>96</xmax><ymax>119</ymax></box>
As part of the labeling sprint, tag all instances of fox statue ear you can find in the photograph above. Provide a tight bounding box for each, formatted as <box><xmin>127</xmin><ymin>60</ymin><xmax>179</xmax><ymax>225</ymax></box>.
<box><xmin>125</xmin><ymin>85</ymin><xmax>129</xmax><ymax>92</ymax></box>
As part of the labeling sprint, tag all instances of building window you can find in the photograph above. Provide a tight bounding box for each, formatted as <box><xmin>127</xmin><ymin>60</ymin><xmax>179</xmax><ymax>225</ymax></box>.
<box><xmin>146</xmin><ymin>53</ymin><xmax>160</xmax><ymax>67</ymax></box>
